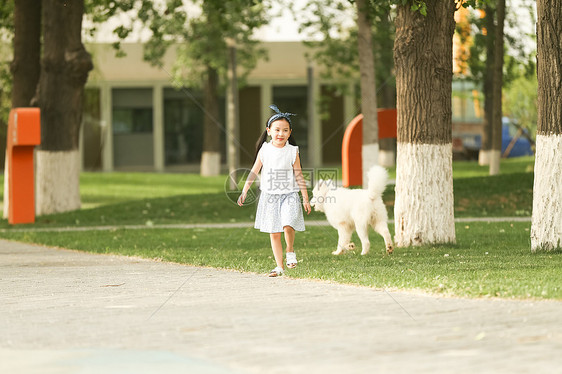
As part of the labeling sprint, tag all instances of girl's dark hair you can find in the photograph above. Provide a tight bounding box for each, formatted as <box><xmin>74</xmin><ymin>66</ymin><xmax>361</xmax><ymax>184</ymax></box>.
<box><xmin>254</xmin><ymin>117</ymin><xmax>298</xmax><ymax>162</ymax></box>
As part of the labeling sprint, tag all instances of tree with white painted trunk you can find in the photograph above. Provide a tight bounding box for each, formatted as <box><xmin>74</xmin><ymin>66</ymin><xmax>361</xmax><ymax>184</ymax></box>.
<box><xmin>5</xmin><ymin>1</ymin><xmax>164</xmax><ymax>216</ymax></box>
<box><xmin>531</xmin><ymin>0</ymin><xmax>562</xmax><ymax>252</ymax></box>
<box><xmin>393</xmin><ymin>0</ymin><xmax>456</xmax><ymax>247</ymax></box>
<box><xmin>142</xmin><ymin>0</ymin><xmax>268</xmax><ymax>177</ymax></box>
<box><xmin>478</xmin><ymin>3</ymin><xmax>495</xmax><ymax>166</ymax></box>
<box><xmin>201</xmin><ymin>65</ymin><xmax>221</xmax><ymax>177</ymax></box>
<box><xmin>467</xmin><ymin>1</ymin><xmax>534</xmax><ymax>165</ymax></box>
<box><xmin>295</xmin><ymin>1</ymin><xmax>396</xmax><ymax>167</ymax></box>
<box><xmin>35</xmin><ymin>0</ymin><xmax>92</xmax><ymax>215</ymax></box>
<box><xmin>489</xmin><ymin>0</ymin><xmax>505</xmax><ymax>175</ymax></box>
<box><xmin>356</xmin><ymin>0</ymin><xmax>379</xmax><ymax>186</ymax></box>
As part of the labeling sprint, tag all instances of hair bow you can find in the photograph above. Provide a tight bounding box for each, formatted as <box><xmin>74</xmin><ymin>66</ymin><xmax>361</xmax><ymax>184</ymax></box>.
<box><xmin>267</xmin><ymin>104</ymin><xmax>296</xmax><ymax>128</ymax></box>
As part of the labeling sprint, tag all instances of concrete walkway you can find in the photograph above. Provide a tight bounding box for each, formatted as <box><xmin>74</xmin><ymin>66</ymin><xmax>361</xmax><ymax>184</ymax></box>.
<box><xmin>1</xmin><ymin>239</ymin><xmax>561</xmax><ymax>374</ymax></box>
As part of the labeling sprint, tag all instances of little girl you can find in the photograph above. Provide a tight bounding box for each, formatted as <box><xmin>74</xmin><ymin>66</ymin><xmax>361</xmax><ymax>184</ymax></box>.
<box><xmin>238</xmin><ymin>105</ymin><xmax>311</xmax><ymax>277</ymax></box>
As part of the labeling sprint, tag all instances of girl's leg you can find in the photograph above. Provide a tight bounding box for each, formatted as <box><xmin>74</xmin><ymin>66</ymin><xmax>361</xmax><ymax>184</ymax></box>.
<box><xmin>283</xmin><ymin>225</ymin><xmax>295</xmax><ymax>253</ymax></box>
<box><xmin>270</xmin><ymin>232</ymin><xmax>284</xmax><ymax>269</ymax></box>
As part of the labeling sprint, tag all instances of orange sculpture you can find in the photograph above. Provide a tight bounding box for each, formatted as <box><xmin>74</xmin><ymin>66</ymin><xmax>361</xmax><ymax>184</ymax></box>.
<box><xmin>7</xmin><ymin>108</ymin><xmax>41</xmax><ymax>224</ymax></box>
<box><xmin>342</xmin><ymin>109</ymin><xmax>396</xmax><ymax>187</ymax></box>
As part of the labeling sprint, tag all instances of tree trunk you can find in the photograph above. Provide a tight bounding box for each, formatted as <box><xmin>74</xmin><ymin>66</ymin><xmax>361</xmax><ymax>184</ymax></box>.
<box><xmin>36</xmin><ymin>0</ymin><xmax>92</xmax><ymax>215</ymax></box>
<box><xmin>200</xmin><ymin>65</ymin><xmax>221</xmax><ymax>176</ymax></box>
<box><xmin>378</xmin><ymin>8</ymin><xmax>396</xmax><ymax>167</ymax></box>
<box><xmin>4</xmin><ymin>0</ymin><xmax>41</xmax><ymax>219</ymax></box>
<box><xmin>11</xmin><ymin>0</ymin><xmax>41</xmax><ymax>108</ymax></box>
<box><xmin>478</xmin><ymin>4</ymin><xmax>495</xmax><ymax>166</ymax></box>
<box><xmin>393</xmin><ymin>0</ymin><xmax>456</xmax><ymax>247</ymax></box>
<box><xmin>356</xmin><ymin>0</ymin><xmax>378</xmax><ymax>186</ymax></box>
<box><xmin>489</xmin><ymin>0</ymin><xmax>505</xmax><ymax>175</ymax></box>
<box><xmin>226</xmin><ymin>44</ymin><xmax>240</xmax><ymax>189</ymax></box>
<box><xmin>531</xmin><ymin>0</ymin><xmax>562</xmax><ymax>251</ymax></box>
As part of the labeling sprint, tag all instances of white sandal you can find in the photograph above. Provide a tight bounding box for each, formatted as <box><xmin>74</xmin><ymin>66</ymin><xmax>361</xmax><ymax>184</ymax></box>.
<box><xmin>286</xmin><ymin>252</ymin><xmax>297</xmax><ymax>269</ymax></box>
<box><xmin>268</xmin><ymin>266</ymin><xmax>284</xmax><ymax>277</ymax></box>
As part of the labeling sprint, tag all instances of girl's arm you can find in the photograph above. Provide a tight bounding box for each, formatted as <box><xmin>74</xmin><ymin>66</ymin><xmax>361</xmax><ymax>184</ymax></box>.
<box><xmin>293</xmin><ymin>153</ymin><xmax>311</xmax><ymax>215</ymax></box>
<box><xmin>237</xmin><ymin>157</ymin><xmax>262</xmax><ymax>206</ymax></box>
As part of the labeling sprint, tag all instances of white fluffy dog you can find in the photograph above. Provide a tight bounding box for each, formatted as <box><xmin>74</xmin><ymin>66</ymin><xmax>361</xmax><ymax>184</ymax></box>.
<box><xmin>311</xmin><ymin>166</ymin><xmax>394</xmax><ymax>255</ymax></box>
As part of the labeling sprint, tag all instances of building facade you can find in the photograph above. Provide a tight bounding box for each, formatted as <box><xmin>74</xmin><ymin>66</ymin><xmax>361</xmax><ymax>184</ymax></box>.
<box><xmin>82</xmin><ymin>42</ymin><xmax>359</xmax><ymax>172</ymax></box>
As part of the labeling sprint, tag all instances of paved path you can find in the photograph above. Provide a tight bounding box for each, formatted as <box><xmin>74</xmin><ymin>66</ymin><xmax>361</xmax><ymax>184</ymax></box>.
<box><xmin>1</xmin><ymin>239</ymin><xmax>561</xmax><ymax>374</ymax></box>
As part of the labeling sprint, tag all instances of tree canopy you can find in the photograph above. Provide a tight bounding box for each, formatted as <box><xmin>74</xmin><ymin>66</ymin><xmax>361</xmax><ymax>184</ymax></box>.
<box><xmin>295</xmin><ymin>0</ymin><xmax>396</xmax><ymax>110</ymax></box>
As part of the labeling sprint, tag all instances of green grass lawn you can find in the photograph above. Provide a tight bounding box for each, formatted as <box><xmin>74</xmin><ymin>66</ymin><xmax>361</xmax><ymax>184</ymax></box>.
<box><xmin>0</xmin><ymin>157</ymin><xmax>535</xmax><ymax>229</ymax></box>
<box><xmin>79</xmin><ymin>172</ymin><xmax>228</xmax><ymax>208</ymax></box>
<box><xmin>1</xmin><ymin>156</ymin><xmax>556</xmax><ymax>300</ymax></box>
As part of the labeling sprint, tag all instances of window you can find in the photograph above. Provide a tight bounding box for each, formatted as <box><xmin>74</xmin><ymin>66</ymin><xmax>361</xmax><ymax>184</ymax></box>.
<box><xmin>112</xmin><ymin>88</ymin><xmax>153</xmax><ymax>134</ymax></box>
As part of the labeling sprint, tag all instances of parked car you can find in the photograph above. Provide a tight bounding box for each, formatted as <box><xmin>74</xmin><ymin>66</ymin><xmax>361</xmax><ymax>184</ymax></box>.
<box><xmin>453</xmin><ymin>118</ymin><xmax>534</xmax><ymax>160</ymax></box>
<box><xmin>499</xmin><ymin>118</ymin><xmax>534</xmax><ymax>157</ymax></box>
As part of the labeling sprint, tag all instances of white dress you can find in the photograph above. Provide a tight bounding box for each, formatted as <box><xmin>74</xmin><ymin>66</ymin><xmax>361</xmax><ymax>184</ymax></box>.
<box><xmin>254</xmin><ymin>141</ymin><xmax>305</xmax><ymax>233</ymax></box>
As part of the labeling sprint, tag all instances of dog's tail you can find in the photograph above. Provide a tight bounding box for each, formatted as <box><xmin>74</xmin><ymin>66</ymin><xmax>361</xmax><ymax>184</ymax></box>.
<box><xmin>367</xmin><ymin>165</ymin><xmax>389</xmax><ymax>200</ymax></box>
